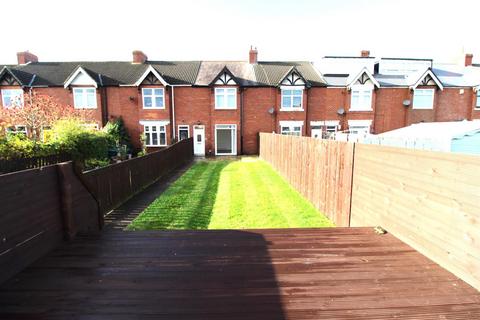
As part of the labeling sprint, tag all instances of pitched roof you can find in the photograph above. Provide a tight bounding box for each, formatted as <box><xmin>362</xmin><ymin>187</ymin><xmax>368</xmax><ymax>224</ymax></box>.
<box><xmin>0</xmin><ymin>60</ymin><xmax>325</xmax><ymax>87</ymax></box>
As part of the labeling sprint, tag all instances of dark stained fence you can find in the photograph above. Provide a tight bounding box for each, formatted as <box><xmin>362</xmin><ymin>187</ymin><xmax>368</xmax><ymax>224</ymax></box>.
<box><xmin>0</xmin><ymin>153</ymin><xmax>71</xmax><ymax>174</ymax></box>
<box><xmin>79</xmin><ymin>138</ymin><xmax>194</xmax><ymax>219</ymax></box>
<box><xmin>0</xmin><ymin>162</ymin><xmax>99</xmax><ymax>285</ymax></box>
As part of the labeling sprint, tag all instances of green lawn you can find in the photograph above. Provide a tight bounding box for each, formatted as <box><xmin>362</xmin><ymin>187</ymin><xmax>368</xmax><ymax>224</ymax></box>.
<box><xmin>127</xmin><ymin>158</ymin><xmax>333</xmax><ymax>230</ymax></box>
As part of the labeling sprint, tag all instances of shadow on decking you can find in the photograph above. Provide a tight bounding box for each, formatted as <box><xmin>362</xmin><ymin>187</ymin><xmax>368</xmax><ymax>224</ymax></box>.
<box><xmin>0</xmin><ymin>230</ymin><xmax>286</xmax><ymax>320</ymax></box>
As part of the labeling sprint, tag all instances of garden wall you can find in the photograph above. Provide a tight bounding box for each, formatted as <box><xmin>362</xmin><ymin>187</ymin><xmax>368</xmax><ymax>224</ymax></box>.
<box><xmin>259</xmin><ymin>133</ymin><xmax>480</xmax><ymax>290</ymax></box>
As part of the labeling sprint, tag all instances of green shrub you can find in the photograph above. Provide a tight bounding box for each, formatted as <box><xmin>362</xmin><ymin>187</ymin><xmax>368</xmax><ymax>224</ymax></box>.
<box><xmin>103</xmin><ymin>117</ymin><xmax>132</xmax><ymax>153</ymax></box>
<box><xmin>0</xmin><ymin>135</ymin><xmax>61</xmax><ymax>159</ymax></box>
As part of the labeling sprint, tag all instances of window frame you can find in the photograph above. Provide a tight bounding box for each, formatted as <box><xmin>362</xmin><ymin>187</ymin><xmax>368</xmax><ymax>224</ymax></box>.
<box><xmin>350</xmin><ymin>84</ymin><xmax>373</xmax><ymax>111</ymax></box>
<box><xmin>6</xmin><ymin>125</ymin><xmax>27</xmax><ymax>135</ymax></box>
<box><xmin>142</xmin><ymin>87</ymin><xmax>165</xmax><ymax>109</ymax></box>
<box><xmin>178</xmin><ymin>125</ymin><xmax>190</xmax><ymax>141</ymax></box>
<box><xmin>215</xmin><ymin>124</ymin><xmax>237</xmax><ymax>156</ymax></box>
<box><xmin>1</xmin><ymin>89</ymin><xmax>24</xmax><ymax>107</ymax></box>
<box><xmin>144</xmin><ymin>124</ymin><xmax>167</xmax><ymax>147</ymax></box>
<box><xmin>73</xmin><ymin>87</ymin><xmax>97</xmax><ymax>109</ymax></box>
<box><xmin>476</xmin><ymin>90</ymin><xmax>480</xmax><ymax>109</ymax></box>
<box><xmin>280</xmin><ymin>87</ymin><xmax>304</xmax><ymax>111</ymax></box>
<box><xmin>412</xmin><ymin>88</ymin><xmax>435</xmax><ymax>109</ymax></box>
<box><xmin>214</xmin><ymin>87</ymin><xmax>237</xmax><ymax>110</ymax></box>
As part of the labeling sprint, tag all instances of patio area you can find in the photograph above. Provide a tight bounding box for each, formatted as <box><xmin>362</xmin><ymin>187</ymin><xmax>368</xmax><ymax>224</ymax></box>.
<box><xmin>1</xmin><ymin>227</ymin><xmax>479</xmax><ymax>319</ymax></box>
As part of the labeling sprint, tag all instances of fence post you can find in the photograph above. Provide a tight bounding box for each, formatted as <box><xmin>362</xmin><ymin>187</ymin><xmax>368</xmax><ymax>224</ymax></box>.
<box><xmin>56</xmin><ymin>163</ymin><xmax>76</xmax><ymax>240</ymax></box>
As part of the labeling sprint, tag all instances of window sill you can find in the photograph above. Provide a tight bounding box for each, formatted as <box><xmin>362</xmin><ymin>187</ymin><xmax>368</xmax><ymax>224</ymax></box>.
<box><xmin>349</xmin><ymin>109</ymin><xmax>373</xmax><ymax>112</ymax></box>
<box><xmin>74</xmin><ymin>106</ymin><xmax>97</xmax><ymax>109</ymax></box>
<box><xmin>215</xmin><ymin>107</ymin><xmax>237</xmax><ymax>110</ymax></box>
<box><xmin>143</xmin><ymin>107</ymin><xmax>165</xmax><ymax>110</ymax></box>
<box><xmin>412</xmin><ymin>107</ymin><xmax>434</xmax><ymax>110</ymax></box>
<box><xmin>279</xmin><ymin>108</ymin><xmax>304</xmax><ymax>112</ymax></box>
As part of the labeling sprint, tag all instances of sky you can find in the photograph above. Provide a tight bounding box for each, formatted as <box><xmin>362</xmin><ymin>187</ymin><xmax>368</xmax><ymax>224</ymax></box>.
<box><xmin>1</xmin><ymin>0</ymin><xmax>479</xmax><ymax>65</ymax></box>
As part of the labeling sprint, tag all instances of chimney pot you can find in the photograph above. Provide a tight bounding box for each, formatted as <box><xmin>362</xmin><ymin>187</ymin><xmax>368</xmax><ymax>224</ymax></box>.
<box><xmin>465</xmin><ymin>53</ymin><xmax>473</xmax><ymax>67</ymax></box>
<box><xmin>249</xmin><ymin>46</ymin><xmax>258</xmax><ymax>64</ymax></box>
<box><xmin>132</xmin><ymin>50</ymin><xmax>148</xmax><ymax>64</ymax></box>
<box><xmin>17</xmin><ymin>51</ymin><xmax>38</xmax><ymax>65</ymax></box>
<box><xmin>361</xmin><ymin>50</ymin><xmax>370</xmax><ymax>57</ymax></box>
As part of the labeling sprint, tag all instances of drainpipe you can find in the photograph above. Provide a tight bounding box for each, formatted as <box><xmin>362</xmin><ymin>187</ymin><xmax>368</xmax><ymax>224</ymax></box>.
<box><xmin>171</xmin><ymin>86</ymin><xmax>176</xmax><ymax>141</ymax></box>
<box><xmin>240</xmin><ymin>87</ymin><xmax>244</xmax><ymax>154</ymax></box>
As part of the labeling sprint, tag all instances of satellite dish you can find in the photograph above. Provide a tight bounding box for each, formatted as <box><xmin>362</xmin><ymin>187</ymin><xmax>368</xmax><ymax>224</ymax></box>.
<box><xmin>267</xmin><ymin>107</ymin><xmax>275</xmax><ymax>114</ymax></box>
<box><xmin>403</xmin><ymin>99</ymin><xmax>411</xmax><ymax>107</ymax></box>
<box><xmin>337</xmin><ymin>108</ymin><xmax>345</xmax><ymax>115</ymax></box>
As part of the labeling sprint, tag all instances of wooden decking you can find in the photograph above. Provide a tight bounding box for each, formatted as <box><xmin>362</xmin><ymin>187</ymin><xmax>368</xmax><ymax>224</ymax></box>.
<box><xmin>0</xmin><ymin>227</ymin><xmax>479</xmax><ymax>319</ymax></box>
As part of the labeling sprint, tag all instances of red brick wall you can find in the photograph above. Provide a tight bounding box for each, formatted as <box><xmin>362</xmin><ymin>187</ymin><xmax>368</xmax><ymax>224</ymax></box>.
<box><xmin>243</xmin><ymin>87</ymin><xmax>276</xmax><ymax>154</ymax></box>
<box><xmin>307</xmin><ymin>88</ymin><xmax>345</xmax><ymax>134</ymax></box>
<box><xmin>276</xmin><ymin>88</ymin><xmax>308</xmax><ymax>135</ymax></box>
<box><xmin>374</xmin><ymin>88</ymin><xmax>409</xmax><ymax>133</ymax></box>
<box><xmin>435</xmin><ymin>88</ymin><xmax>473</xmax><ymax>122</ymax></box>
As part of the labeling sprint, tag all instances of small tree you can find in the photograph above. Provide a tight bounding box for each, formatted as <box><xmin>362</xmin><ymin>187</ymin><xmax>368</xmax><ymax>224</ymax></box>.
<box><xmin>1</xmin><ymin>91</ymin><xmax>93</xmax><ymax>141</ymax></box>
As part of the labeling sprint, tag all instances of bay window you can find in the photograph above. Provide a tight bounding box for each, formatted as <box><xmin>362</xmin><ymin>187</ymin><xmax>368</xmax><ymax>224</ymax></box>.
<box><xmin>350</xmin><ymin>85</ymin><xmax>373</xmax><ymax>111</ymax></box>
<box><xmin>281</xmin><ymin>88</ymin><xmax>303</xmax><ymax>110</ymax></box>
<box><xmin>73</xmin><ymin>88</ymin><xmax>97</xmax><ymax>108</ymax></box>
<box><xmin>142</xmin><ymin>88</ymin><xmax>164</xmax><ymax>109</ymax></box>
<box><xmin>215</xmin><ymin>88</ymin><xmax>236</xmax><ymax>109</ymax></box>
<box><xmin>1</xmin><ymin>89</ymin><xmax>23</xmax><ymax>107</ymax></box>
<box><xmin>413</xmin><ymin>89</ymin><xmax>434</xmax><ymax>109</ymax></box>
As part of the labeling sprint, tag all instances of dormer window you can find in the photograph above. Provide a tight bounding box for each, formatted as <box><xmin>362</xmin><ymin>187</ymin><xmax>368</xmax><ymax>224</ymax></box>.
<box><xmin>1</xmin><ymin>89</ymin><xmax>23</xmax><ymax>107</ymax></box>
<box><xmin>73</xmin><ymin>88</ymin><xmax>97</xmax><ymax>109</ymax></box>
<box><xmin>215</xmin><ymin>88</ymin><xmax>236</xmax><ymax>109</ymax></box>
<box><xmin>281</xmin><ymin>88</ymin><xmax>303</xmax><ymax>110</ymax></box>
<box><xmin>142</xmin><ymin>88</ymin><xmax>165</xmax><ymax>109</ymax></box>
<box><xmin>413</xmin><ymin>89</ymin><xmax>434</xmax><ymax>109</ymax></box>
<box><xmin>350</xmin><ymin>85</ymin><xmax>373</xmax><ymax>111</ymax></box>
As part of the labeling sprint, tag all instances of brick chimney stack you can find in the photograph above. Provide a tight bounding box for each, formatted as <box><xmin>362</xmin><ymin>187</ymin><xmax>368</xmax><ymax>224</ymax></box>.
<box><xmin>249</xmin><ymin>46</ymin><xmax>258</xmax><ymax>64</ymax></box>
<box><xmin>361</xmin><ymin>50</ymin><xmax>370</xmax><ymax>57</ymax></box>
<box><xmin>465</xmin><ymin>53</ymin><xmax>473</xmax><ymax>66</ymax></box>
<box><xmin>132</xmin><ymin>50</ymin><xmax>148</xmax><ymax>64</ymax></box>
<box><xmin>17</xmin><ymin>51</ymin><xmax>38</xmax><ymax>65</ymax></box>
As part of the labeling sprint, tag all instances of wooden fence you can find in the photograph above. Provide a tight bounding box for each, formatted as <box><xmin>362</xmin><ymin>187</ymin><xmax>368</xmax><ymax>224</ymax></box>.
<box><xmin>0</xmin><ymin>153</ymin><xmax>71</xmax><ymax>174</ymax></box>
<box><xmin>0</xmin><ymin>162</ymin><xmax>99</xmax><ymax>285</ymax></box>
<box><xmin>350</xmin><ymin>144</ymin><xmax>480</xmax><ymax>291</ymax></box>
<box><xmin>259</xmin><ymin>133</ymin><xmax>354</xmax><ymax>226</ymax></box>
<box><xmin>79</xmin><ymin>137</ymin><xmax>193</xmax><ymax>219</ymax></box>
<box><xmin>259</xmin><ymin>133</ymin><xmax>480</xmax><ymax>290</ymax></box>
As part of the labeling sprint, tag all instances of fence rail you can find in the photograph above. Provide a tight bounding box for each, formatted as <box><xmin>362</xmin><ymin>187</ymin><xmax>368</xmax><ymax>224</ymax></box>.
<box><xmin>259</xmin><ymin>133</ymin><xmax>480</xmax><ymax>291</ymax></box>
<box><xmin>0</xmin><ymin>153</ymin><xmax>71</xmax><ymax>174</ymax></box>
<box><xmin>79</xmin><ymin>138</ymin><xmax>194</xmax><ymax>219</ymax></box>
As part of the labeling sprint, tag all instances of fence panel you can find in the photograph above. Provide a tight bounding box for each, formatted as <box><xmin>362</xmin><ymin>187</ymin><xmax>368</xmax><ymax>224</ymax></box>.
<box><xmin>0</xmin><ymin>153</ymin><xmax>71</xmax><ymax>174</ymax></box>
<box><xmin>350</xmin><ymin>143</ymin><xmax>480</xmax><ymax>290</ymax></box>
<box><xmin>80</xmin><ymin>138</ymin><xmax>193</xmax><ymax>217</ymax></box>
<box><xmin>259</xmin><ymin>133</ymin><xmax>354</xmax><ymax>226</ymax></box>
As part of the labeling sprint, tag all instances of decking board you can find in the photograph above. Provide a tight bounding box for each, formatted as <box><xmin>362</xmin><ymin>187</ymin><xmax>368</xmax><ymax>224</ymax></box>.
<box><xmin>0</xmin><ymin>227</ymin><xmax>479</xmax><ymax>319</ymax></box>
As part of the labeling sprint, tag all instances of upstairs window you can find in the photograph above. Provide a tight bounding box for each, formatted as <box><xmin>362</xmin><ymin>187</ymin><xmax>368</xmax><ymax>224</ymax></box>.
<box><xmin>1</xmin><ymin>89</ymin><xmax>23</xmax><ymax>107</ymax></box>
<box><xmin>215</xmin><ymin>88</ymin><xmax>236</xmax><ymax>109</ymax></box>
<box><xmin>144</xmin><ymin>124</ymin><xmax>166</xmax><ymax>147</ymax></box>
<box><xmin>413</xmin><ymin>89</ymin><xmax>434</xmax><ymax>109</ymax></box>
<box><xmin>476</xmin><ymin>90</ymin><xmax>480</xmax><ymax>109</ymax></box>
<box><xmin>73</xmin><ymin>88</ymin><xmax>97</xmax><ymax>109</ymax></box>
<box><xmin>281</xmin><ymin>89</ymin><xmax>303</xmax><ymax>110</ymax></box>
<box><xmin>142</xmin><ymin>88</ymin><xmax>164</xmax><ymax>109</ymax></box>
<box><xmin>350</xmin><ymin>85</ymin><xmax>373</xmax><ymax>111</ymax></box>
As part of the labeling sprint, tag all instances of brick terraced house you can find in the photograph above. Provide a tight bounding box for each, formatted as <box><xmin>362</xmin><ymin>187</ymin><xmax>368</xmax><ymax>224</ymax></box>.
<box><xmin>1</xmin><ymin>49</ymin><xmax>480</xmax><ymax>155</ymax></box>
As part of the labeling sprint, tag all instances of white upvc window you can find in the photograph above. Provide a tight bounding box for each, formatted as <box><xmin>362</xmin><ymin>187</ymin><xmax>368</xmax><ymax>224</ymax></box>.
<box><xmin>348</xmin><ymin>120</ymin><xmax>372</xmax><ymax>135</ymax></box>
<box><xmin>1</xmin><ymin>89</ymin><xmax>24</xmax><ymax>107</ymax></box>
<box><xmin>413</xmin><ymin>89</ymin><xmax>435</xmax><ymax>109</ymax></box>
<box><xmin>73</xmin><ymin>87</ymin><xmax>97</xmax><ymax>109</ymax></box>
<box><xmin>476</xmin><ymin>90</ymin><xmax>480</xmax><ymax>109</ymax></box>
<box><xmin>215</xmin><ymin>88</ymin><xmax>236</xmax><ymax>109</ymax></box>
<box><xmin>281</xmin><ymin>87</ymin><xmax>303</xmax><ymax>110</ymax></box>
<box><xmin>144</xmin><ymin>124</ymin><xmax>167</xmax><ymax>147</ymax></box>
<box><xmin>6</xmin><ymin>125</ymin><xmax>27</xmax><ymax>135</ymax></box>
<box><xmin>350</xmin><ymin>85</ymin><xmax>373</xmax><ymax>111</ymax></box>
<box><xmin>280</xmin><ymin>121</ymin><xmax>303</xmax><ymax>136</ymax></box>
<box><xmin>178</xmin><ymin>125</ymin><xmax>189</xmax><ymax>141</ymax></box>
<box><xmin>142</xmin><ymin>88</ymin><xmax>165</xmax><ymax>109</ymax></box>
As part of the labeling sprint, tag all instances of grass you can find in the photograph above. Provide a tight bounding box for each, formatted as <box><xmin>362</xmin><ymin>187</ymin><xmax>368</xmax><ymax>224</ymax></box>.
<box><xmin>127</xmin><ymin>158</ymin><xmax>334</xmax><ymax>230</ymax></box>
